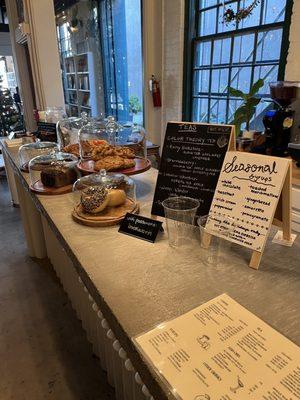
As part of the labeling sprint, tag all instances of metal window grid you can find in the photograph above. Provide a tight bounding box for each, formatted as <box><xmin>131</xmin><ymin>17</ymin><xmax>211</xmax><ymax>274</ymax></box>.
<box><xmin>183</xmin><ymin>0</ymin><xmax>294</xmax><ymax>124</ymax></box>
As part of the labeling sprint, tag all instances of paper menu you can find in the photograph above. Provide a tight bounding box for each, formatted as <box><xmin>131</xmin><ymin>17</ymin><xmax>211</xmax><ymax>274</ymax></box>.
<box><xmin>134</xmin><ymin>294</ymin><xmax>300</xmax><ymax>400</ymax></box>
<box><xmin>205</xmin><ymin>152</ymin><xmax>291</xmax><ymax>252</ymax></box>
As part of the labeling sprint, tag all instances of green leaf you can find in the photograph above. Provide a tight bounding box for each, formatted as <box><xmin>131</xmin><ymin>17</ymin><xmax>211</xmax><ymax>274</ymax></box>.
<box><xmin>246</xmin><ymin>97</ymin><xmax>261</xmax><ymax>107</ymax></box>
<box><xmin>229</xmin><ymin>87</ymin><xmax>245</xmax><ymax>98</ymax></box>
<box><xmin>249</xmin><ymin>79</ymin><xmax>264</xmax><ymax>96</ymax></box>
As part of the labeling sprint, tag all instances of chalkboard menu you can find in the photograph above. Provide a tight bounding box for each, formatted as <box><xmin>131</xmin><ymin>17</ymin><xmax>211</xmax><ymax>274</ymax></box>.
<box><xmin>151</xmin><ymin>122</ymin><xmax>234</xmax><ymax>217</ymax></box>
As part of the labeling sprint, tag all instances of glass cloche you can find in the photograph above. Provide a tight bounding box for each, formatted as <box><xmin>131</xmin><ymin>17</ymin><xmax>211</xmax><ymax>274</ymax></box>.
<box><xmin>78</xmin><ymin>116</ymin><xmax>147</xmax><ymax>163</ymax></box>
<box><xmin>29</xmin><ymin>152</ymin><xmax>79</xmax><ymax>191</ymax></box>
<box><xmin>78</xmin><ymin>120</ymin><xmax>108</xmax><ymax>160</ymax></box>
<box><xmin>72</xmin><ymin>170</ymin><xmax>136</xmax><ymax>210</ymax></box>
<box><xmin>56</xmin><ymin>112</ymin><xmax>89</xmax><ymax>152</ymax></box>
<box><xmin>18</xmin><ymin>141</ymin><xmax>59</xmax><ymax>172</ymax></box>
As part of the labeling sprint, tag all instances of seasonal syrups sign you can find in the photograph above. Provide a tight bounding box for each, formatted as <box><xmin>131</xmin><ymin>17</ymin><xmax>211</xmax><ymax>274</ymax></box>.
<box><xmin>206</xmin><ymin>151</ymin><xmax>292</xmax><ymax>255</ymax></box>
<box><xmin>151</xmin><ymin>122</ymin><xmax>235</xmax><ymax>217</ymax></box>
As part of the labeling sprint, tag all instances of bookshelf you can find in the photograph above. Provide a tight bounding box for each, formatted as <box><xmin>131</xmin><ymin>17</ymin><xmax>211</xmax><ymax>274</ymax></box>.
<box><xmin>64</xmin><ymin>52</ymin><xmax>101</xmax><ymax>117</ymax></box>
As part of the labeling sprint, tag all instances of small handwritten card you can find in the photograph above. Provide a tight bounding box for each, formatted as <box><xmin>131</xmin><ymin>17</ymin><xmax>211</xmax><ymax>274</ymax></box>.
<box><xmin>119</xmin><ymin>213</ymin><xmax>163</xmax><ymax>243</ymax></box>
<box><xmin>206</xmin><ymin>151</ymin><xmax>291</xmax><ymax>252</ymax></box>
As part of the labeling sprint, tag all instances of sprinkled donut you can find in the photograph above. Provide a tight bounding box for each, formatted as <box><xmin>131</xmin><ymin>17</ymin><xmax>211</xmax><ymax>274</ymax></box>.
<box><xmin>81</xmin><ymin>186</ymin><xmax>109</xmax><ymax>214</ymax></box>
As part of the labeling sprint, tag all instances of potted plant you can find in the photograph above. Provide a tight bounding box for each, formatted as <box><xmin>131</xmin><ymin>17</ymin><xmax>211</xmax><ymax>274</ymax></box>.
<box><xmin>229</xmin><ymin>78</ymin><xmax>264</xmax><ymax>140</ymax></box>
<box><xmin>129</xmin><ymin>95</ymin><xmax>142</xmax><ymax>124</ymax></box>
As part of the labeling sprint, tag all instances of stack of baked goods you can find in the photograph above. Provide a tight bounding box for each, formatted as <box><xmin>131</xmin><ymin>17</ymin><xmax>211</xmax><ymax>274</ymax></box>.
<box><xmin>92</xmin><ymin>143</ymin><xmax>136</xmax><ymax>171</ymax></box>
<box><xmin>64</xmin><ymin>139</ymin><xmax>137</xmax><ymax>171</ymax></box>
<box><xmin>73</xmin><ymin>184</ymin><xmax>138</xmax><ymax>226</ymax></box>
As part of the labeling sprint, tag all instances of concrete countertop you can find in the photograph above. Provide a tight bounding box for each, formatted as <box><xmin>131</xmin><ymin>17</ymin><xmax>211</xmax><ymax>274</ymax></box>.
<box><xmin>3</xmin><ymin>144</ymin><xmax>300</xmax><ymax>400</ymax></box>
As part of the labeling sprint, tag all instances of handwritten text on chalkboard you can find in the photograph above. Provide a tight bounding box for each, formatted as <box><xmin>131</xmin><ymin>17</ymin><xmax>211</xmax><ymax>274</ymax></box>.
<box><xmin>151</xmin><ymin>122</ymin><xmax>234</xmax><ymax>217</ymax></box>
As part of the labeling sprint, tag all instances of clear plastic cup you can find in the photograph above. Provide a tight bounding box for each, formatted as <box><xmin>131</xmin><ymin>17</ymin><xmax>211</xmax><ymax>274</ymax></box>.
<box><xmin>197</xmin><ymin>215</ymin><xmax>234</xmax><ymax>266</ymax></box>
<box><xmin>162</xmin><ymin>196</ymin><xmax>200</xmax><ymax>248</ymax></box>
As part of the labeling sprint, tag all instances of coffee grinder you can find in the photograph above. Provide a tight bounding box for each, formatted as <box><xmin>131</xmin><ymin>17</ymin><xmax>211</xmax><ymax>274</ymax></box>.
<box><xmin>263</xmin><ymin>81</ymin><xmax>300</xmax><ymax>157</ymax></box>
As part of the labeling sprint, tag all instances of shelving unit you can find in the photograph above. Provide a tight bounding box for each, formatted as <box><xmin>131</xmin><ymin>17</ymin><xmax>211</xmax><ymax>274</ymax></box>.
<box><xmin>64</xmin><ymin>52</ymin><xmax>101</xmax><ymax>117</ymax></box>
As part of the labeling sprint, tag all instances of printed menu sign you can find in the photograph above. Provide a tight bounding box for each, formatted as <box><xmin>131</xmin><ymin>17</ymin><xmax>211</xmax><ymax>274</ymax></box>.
<box><xmin>151</xmin><ymin>122</ymin><xmax>234</xmax><ymax>217</ymax></box>
<box><xmin>206</xmin><ymin>151</ymin><xmax>291</xmax><ymax>252</ymax></box>
<box><xmin>134</xmin><ymin>294</ymin><xmax>300</xmax><ymax>400</ymax></box>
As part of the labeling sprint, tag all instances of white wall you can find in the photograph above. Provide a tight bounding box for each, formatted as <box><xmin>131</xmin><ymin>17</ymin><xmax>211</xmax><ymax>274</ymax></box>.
<box><xmin>26</xmin><ymin>0</ymin><xmax>65</xmax><ymax>110</ymax></box>
<box><xmin>160</xmin><ymin>0</ymin><xmax>185</xmax><ymax>146</ymax></box>
<box><xmin>0</xmin><ymin>32</ymin><xmax>12</xmax><ymax>56</ymax></box>
<box><xmin>285</xmin><ymin>1</ymin><xmax>300</xmax><ymax>81</ymax></box>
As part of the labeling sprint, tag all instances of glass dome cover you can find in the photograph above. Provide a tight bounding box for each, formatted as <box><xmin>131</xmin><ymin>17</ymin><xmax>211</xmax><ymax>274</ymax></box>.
<box><xmin>29</xmin><ymin>152</ymin><xmax>79</xmax><ymax>190</ymax></box>
<box><xmin>57</xmin><ymin>112</ymin><xmax>90</xmax><ymax>152</ymax></box>
<box><xmin>72</xmin><ymin>169</ymin><xmax>136</xmax><ymax>210</ymax></box>
<box><xmin>18</xmin><ymin>141</ymin><xmax>58</xmax><ymax>172</ymax></box>
<box><xmin>78</xmin><ymin>116</ymin><xmax>147</xmax><ymax>167</ymax></box>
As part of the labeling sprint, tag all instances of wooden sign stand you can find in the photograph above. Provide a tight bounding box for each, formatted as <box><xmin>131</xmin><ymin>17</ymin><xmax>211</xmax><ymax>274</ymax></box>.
<box><xmin>204</xmin><ymin>157</ymin><xmax>294</xmax><ymax>271</ymax></box>
<box><xmin>249</xmin><ymin>160</ymin><xmax>292</xmax><ymax>270</ymax></box>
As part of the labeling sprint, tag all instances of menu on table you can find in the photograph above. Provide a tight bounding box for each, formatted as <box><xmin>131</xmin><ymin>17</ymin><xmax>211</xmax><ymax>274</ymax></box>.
<box><xmin>206</xmin><ymin>151</ymin><xmax>291</xmax><ymax>252</ymax></box>
<box><xmin>134</xmin><ymin>294</ymin><xmax>300</xmax><ymax>400</ymax></box>
<box><xmin>151</xmin><ymin>122</ymin><xmax>234</xmax><ymax>218</ymax></box>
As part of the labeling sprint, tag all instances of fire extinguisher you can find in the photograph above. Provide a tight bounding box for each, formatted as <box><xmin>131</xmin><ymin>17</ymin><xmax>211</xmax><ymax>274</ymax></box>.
<box><xmin>149</xmin><ymin>75</ymin><xmax>161</xmax><ymax>107</ymax></box>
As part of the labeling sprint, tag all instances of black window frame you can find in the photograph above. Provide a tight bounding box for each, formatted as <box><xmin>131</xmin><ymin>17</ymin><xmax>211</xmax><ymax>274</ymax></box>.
<box><xmin>183</xmin><ymin>0</ymin><xmax>294</xmax><ymax>123</ymax></box>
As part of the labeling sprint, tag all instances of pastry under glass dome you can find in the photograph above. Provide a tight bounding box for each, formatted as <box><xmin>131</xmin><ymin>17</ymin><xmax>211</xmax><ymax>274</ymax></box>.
<box><xmin>72</xmin><ymin>169</ymin><xmax>136</xmax><ymax>207</ymax></box>
<box><xmin>56</xmin><ymin>112</ymin><xmax>89</xmax><ymax>151</ymax></box>
<box><xmin>78</xmin><ymin>116</ymin><xmax>147</xmax><ymax>161</ymax></box>
<box><xmin>18</xmin><ymin>141</ymin><xmax>58</xmax><ymax>172</ymax></box>
<box><xmin>28</xmin><ymin>152</ymin><xmax>79</xmax><ymax>192</ymax></box>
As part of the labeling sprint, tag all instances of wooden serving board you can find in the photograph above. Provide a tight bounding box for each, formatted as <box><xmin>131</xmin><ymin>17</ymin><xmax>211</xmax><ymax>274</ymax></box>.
<box><xmin>77</xmin><ymin>157</ymin><xmax>151</xmax><ymax>176</ymax></box>
<box><xmin>30</xmin><ymin>180</ymin><xmax>73</xmax><ymax>195</ymax></box>
<box><xmin>72</xmin><ymin>198</ymin><xmax>139</xmax><ymax>227</ymax></box>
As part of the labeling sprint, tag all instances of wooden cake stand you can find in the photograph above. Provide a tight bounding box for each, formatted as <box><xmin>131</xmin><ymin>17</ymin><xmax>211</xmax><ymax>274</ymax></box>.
<box><xmin>77</xmin><ymin>157</ymin><xmax>151</xmax><ymax>176</ymax></box>
<box><xmin>30</xmin><ymin>180</ymin><xmax>73</xmax><ymax>195</ymax></box>
<box><xmin>72</xmin><ymin>198</ymin><xmax>139</xmax><ymax>227</ymax></box>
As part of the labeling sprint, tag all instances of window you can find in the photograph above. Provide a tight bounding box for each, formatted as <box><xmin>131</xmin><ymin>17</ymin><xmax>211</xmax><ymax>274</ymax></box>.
<box><xmin>184</xmin><ymin>0</ymin><xmax>293</xmax><ymax>127</ymax></box>
<box><xmin>55</xmin><ymin>0</ymin><xmax>143</xmax><ymax>124</ymax></box>
<box><xmin>99</xmin><ymin>0</ymin><xmax>143</xmax><ymax>124</ymax></box>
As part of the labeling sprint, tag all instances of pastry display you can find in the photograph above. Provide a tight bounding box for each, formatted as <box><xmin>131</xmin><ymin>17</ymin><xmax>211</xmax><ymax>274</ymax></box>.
<box><xmin>18</xmin><ymin>141</ymin><xmax>58</xmax><ymax>172</ymax></box>
<box><xmin>29</xmin><ymin>152</ymin><xmax>79</xmax><ymax>194</ymax></box>
<box><xmin>94</xmin><ymin>156</ymin><xmax>135</xmax><ymax>172</ymax></box>
<box><xmin>72</xmin><ymin>172</ymin><xmax>138</xmax><ymax>226</ymax></box>
<box><xmin>81</xmin><ymin>186</ymin><xmax>109</xmax><ymax>214</ymax></box>
<box><xmin>62</xmin><ymin>143</ymin><xmax>80</xmax><ymax>158</ymax></box>
<box><xmin>41</xmin><ymin>164</ymin><xmax>78</xmax><ymax>188</ymax></box>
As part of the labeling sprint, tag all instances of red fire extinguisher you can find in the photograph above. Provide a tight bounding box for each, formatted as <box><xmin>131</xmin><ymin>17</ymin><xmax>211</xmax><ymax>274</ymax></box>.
<box><xmin>149</xmin><ymin>75</ymin><xmax>161</xmax><ymax>107</ymax></box>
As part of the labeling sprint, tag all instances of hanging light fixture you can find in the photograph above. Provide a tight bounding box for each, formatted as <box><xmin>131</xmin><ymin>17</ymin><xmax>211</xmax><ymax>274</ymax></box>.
<box><xmin>223</xmin><ymin>0</ymin><xmax>261</xmax><ymax>24</ymax></box>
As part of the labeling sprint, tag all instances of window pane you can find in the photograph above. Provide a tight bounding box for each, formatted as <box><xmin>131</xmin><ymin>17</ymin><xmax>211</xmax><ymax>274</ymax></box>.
<box><xmin>233</xmin><ymin>33</ymin><xmax>255</xmax><ymax>63</ymax></box>
<box><xmin>239</xmin><ymin>0</ymin><xmax>261</xmax><ymax>28</ymax></box>
<box><xmin>256</xmin><ymin>29</ymin><xmax>283</xmax><ymax>62</ymax></box>
<box><xmin>193</xmin><ymin>70</ymin><xmax>210</xmax><ymax>94</ymax></box>
<box><xmin>195</xmin><ymin>41</ymin><xmax>211</xmax><ymax>67</ymax></box>
<box><xmin>213</xmin><ymin>38</ymin><xmax>231</xmax><ymax>64</ymax></box>
<box><xmin>210</xmin><ymin>99</ymin><xmax>227</xmax><ymax>123</ymax></box>
<box><xmin>262</xmin><ymin>0</ymin><xmax>287</xmax><ymax>24</ymax></box>
<box><xmin>231</xmin><ymin>67</ymin><xmax>252</xmax><ymax>93</ymax></box>
<box><xmin>199</xmin><ymin>8</ymin><xmax>217</xmax><ymax>36</ymax></box>
<box><xmin>200</xmin><ymin>0</ymin><xmax>218</xmax><ymax>9</ymax></box>
<box><xmin>192</xmin><ymin>98</ymin><xmax>209</xmax><ymax>122</ymax></box>
<box><xmin>211</xmin><ymin>69</ymin><xmax>229</xmax><ymax>94</ymax></box>
<box><xmin>253</xmin><ymin>65</ymin><xmax>279</xmax><ymax>95</ymax></box>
